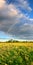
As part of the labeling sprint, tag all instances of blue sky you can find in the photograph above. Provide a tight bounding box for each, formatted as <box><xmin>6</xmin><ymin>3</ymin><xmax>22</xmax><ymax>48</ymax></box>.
<box><xmin>0</xmin><ymin>0</ymin><xmax>33</xmax><ymax>41</ymax></box>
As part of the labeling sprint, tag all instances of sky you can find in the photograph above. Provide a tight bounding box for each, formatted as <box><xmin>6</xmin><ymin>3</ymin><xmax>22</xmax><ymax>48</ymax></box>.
<box><xmin>0</xmin><ymin>0</ymin><xmax>33</xmax><ymax>41</ymax></box>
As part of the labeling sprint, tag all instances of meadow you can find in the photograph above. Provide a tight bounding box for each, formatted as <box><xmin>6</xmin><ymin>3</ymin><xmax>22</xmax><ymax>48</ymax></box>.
<box><xmin>0</xmin><ymin>42</ymin><xmax>33</xmax><ymax>65</ymax></box>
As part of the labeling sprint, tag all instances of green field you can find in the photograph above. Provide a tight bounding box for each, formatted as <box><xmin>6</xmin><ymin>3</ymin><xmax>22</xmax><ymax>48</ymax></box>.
<box><xmin>0</xmin><ymin>42</ymin><xmax>33</xmax><ymax>65</ymax></box>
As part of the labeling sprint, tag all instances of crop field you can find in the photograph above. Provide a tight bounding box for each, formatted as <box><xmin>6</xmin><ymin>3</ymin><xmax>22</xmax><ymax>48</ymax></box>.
<box><xmin>0</xmin><ymin>42</ymin><xmax>33</xmax><ymax>65</ymax></box>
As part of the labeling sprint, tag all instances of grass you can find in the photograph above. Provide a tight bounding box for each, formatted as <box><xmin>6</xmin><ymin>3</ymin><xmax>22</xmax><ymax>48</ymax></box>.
<box><xmin>0</xmin><ymin>42</ymin><xmax>33</xmax><ymax>65</ymax></box>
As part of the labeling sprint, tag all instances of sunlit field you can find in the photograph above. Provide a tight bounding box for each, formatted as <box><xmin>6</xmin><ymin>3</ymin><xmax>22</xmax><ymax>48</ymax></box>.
<box><xmin>0</xmin><ymin>42</ymin><xmax>33</xmax><ymax>65</ymax></box>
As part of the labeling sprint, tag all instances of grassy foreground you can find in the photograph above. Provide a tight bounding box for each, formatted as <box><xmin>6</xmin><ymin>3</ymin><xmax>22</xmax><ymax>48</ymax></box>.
<box><xmin>0</xmin><ymin>42</ymin><xmax>33</xmax><ymax>65</ymax></box>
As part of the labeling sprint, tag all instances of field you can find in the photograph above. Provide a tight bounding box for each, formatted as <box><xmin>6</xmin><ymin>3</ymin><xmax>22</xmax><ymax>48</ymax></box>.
<box><xmin>0</xmin><ymin>42</ymin><xmax>33</xmax><ymax>65</ymax></box>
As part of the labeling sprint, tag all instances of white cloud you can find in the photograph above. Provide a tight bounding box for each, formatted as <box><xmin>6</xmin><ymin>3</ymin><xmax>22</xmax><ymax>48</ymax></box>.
<box><xmin>0</xmin><ymin>0</ymin><xmax>19</xmax><ymax>17</ymax></box>
<box><xmin>22</xmin><ymin>0</ymin><xmax>32</xmax><ymax>12</ymax></box>
<box><xmin>0</xmin><ymin>0</ymin><xmax>5</xmax><ymax>9</ymax></box>
<box><xmin>29</xmin><ymin>19</ymin><xmax>33</xmax><ymax>21</ymax></box>
<box><xmin>0</xmin><ymin>0</ymin><xmax>33</xmax><ymax>40</ymax></box>
<box><xmin>8</xmin><ymin>4</ymin><xmax>18</xmax><ymax>16</ymax></box>
<box><xmin>15</xmin><ymin>0</ymin><xmax>32</xmax><ymax>12</ymax></box>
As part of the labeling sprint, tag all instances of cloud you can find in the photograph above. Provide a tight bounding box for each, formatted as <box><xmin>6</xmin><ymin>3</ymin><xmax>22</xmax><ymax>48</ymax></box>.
<box><xmin>6</xmin><ymin>0</ymin><xmax>32</xmax><ymax>12</ymax></box>
<box><xmin>0</xmin><ymin>0</ymin><xmax>4</xmax><ymax>7</ymax></box>
<box><xmin>18</xmin><ymin>0</ymin><xmax>32</xmax><ymax>12</ymax></box>
<box><xmin>0</xmin><ymin>0</ymin><xmax>22</xmax><ymax>33</ymax></box>
<box><xmin>0</xmin><ymin>0</ymin><xmax>33</xmax><ymax>40</ymax></box>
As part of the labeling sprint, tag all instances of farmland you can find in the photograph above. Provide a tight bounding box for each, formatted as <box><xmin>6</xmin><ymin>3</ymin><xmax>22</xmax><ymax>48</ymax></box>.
<box><xmin>0</xmin><ymin>42</ymin><xmax>33</xmax><ymax>65</ymax></box>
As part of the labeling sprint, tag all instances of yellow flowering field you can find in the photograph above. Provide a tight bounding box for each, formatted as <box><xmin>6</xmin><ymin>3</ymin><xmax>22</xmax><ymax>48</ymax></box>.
<box><xmin>0</xmin><ymin>42</ymin><xmax>33</xmax><ymax>65</ymax></box>
<box><xmin>0</xmin><ymin>42</ymin><xmax>33</xmax><ymax>47</ymax></box>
